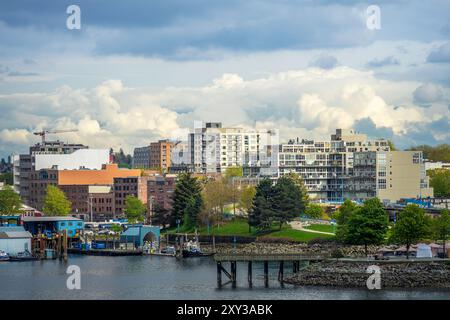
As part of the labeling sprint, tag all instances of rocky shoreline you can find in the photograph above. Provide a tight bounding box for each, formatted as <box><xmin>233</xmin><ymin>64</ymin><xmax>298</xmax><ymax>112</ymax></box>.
<box><xmin>202</xmin><ymin>242</ymin><xmax>380</xmax><ymax>257</ymax></box>
<box><xmin>283</xmin><ymin>261</ymin><xmax>450</xmax><ymax>288</ymax></box>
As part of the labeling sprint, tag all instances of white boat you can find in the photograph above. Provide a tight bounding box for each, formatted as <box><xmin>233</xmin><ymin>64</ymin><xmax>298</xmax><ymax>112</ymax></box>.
<box><xmin>0</xmin><ymin>250</ymin><xmax>10</xmax><ymax>261</ymax></box>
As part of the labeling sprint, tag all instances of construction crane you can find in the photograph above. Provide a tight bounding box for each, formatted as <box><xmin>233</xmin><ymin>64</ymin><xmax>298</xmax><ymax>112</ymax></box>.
<box><xmin>33</xmin><ymin>129</ymin><xmax>78</xmax><ymax>143</ymax></box>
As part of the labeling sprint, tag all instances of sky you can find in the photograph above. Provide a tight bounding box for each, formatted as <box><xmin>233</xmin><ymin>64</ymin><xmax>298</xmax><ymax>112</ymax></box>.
<box><xmin>0</xmin><ymin>0</ymin><xmax>449</xmax><ymax>158</ymax></box>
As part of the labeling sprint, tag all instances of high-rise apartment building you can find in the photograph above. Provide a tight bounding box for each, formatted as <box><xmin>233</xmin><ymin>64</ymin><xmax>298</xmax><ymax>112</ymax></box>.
<box><xmin>278</xmin><ymin>129</ymin><xmax>390</xmax><ymax>201</ymax></box>
<box><xmin>188</xmin><ymin>122</ymin><xmax>278</xmax><ymax>175</ymax></box>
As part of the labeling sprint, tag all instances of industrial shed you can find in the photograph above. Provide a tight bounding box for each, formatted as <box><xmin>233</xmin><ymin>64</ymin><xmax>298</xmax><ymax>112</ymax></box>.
<box><xmin>0</xmin><ymin>226</ymin><xmax>32</xmax><ymax>255</ymax></box>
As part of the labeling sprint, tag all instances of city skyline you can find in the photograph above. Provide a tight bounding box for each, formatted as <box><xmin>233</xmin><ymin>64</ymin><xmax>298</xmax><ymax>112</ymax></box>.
<box><xmin>0</xmin><ymin>1</ymin><xmax>449</xmax><ymax>159</ymax></box>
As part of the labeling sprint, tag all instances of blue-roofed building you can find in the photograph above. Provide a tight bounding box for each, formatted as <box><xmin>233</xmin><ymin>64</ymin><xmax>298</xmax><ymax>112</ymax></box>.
<box><xmin>120</xmin><ymin>225</ymin><xmax>160</xmax><ymax>249</ymax></box>
<box><xmin>22</xmin><ymin>216</ymin><xmax>84</xmax><ymax>238</ymax></box>
<box><xmin>0</xmin><ymin>215</ymin><xmax>21</xmax><ymax>227</ymax></box>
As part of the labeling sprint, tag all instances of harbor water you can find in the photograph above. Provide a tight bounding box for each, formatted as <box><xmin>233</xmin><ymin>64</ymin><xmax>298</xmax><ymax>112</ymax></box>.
<box><xmin>0</xmin><ymin>255</ymin><xmax>449</xmax><ymax>300</ymax></box>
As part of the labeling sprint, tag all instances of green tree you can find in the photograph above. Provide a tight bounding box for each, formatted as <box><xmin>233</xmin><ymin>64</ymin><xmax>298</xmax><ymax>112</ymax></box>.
<box><xmin>428</xmin><ymin>169</ymin><xmax>450</xmax><ymax>197</ymax></box>
<box><xmin>239</xmin><ymin>185</ymin><xmax>256</xmax><ymax>215</ymax></box>
<box><xmin>151</xmin><ymin>203</ymin><xmax>171</xmax><ymax>227</ymax></box>
<box><xmin>171</xmin><ymin>173</ymin><xmax>203</xmax><ymax>230</ymax></box>
<box><xmin>387</xmin><ymin>140</ymin><xmax>397</xmax><ymax>151</ymax></box>
<box><xmin>224</xmin><ymin>166</ymin><xmax>243</xmax><ymax>179</ymax></box>
<box><xmin>248</xmin><ymin>178</ymin><xmax>275</xmax><ymax>232</ymax></box>
<box><xmin>42</xmin><ymin>185</ymin><xmax>71</xmax><ymax>216</ymax></box>
<box><xmin>272</xmin><ymin>176</ymin><xmax>305</xmax><ymax>229</ymax></box>
<box><xmin>124</xmin><ymin>195</ymin><xmax>146</xmax><ymax>223</ymax></box>
<box><xmin>333</xmin><ymin>199</ymin><xmax>357</xmax><ymax>242</ymax></box>
<box><xmin>285</xmin><ymin>172</ymin><xmax>309</xmax><ymax>208</ymax></box>
<box><xmin>202</xmin><ymin>178</ymin><xmax>232</xmax><ymax>227</ymax></box>
<box><xmin>0</xmin><ymin>185</ymin><xmax>23</xmax><ymax>215</ymax></box>
<box><xmin>391</xmin><ymin>204</ymin><xmax>431</xmax><ymax>259</ymax></box>
<box><xmin>407</xmin><ymin>144</ymin><xmax>450</xmax><ymax>162</ymax></box>
<box><xmin>431</xmin><ymin>209</ymin><xmax>450</xmax><ymax>258</ymax></box>
<box><xmin>304</xmin><ymin>203</ymin><xmax>324</xmax><ymax>219</ymax></box>
<box><xmin>0</xmin><ymin>172</ymin><xmax>13</xmax><ymax>185</ymax></box>
<box><xmin>345</xmin><ymin>198</ymin><xmax>389</xmax><ymax>255</ymax></box>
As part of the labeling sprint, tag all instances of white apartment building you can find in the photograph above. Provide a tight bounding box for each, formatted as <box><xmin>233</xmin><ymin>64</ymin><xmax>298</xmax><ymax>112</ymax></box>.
<box><xmin>278</xmin><ymin>129</ymin><xmax>390</xmax><ymax>201</ymax></box>
<box><xmin>188</xmin><ymin>122</ymin><xmax>278</xmax><ymax>175</ymax></box>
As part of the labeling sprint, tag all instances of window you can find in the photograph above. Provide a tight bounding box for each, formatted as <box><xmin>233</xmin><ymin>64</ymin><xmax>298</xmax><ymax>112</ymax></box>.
<box><xmin>378</xmin><ymin>179</ymin><xmax>386</xmax><ymax>190</ymax></box>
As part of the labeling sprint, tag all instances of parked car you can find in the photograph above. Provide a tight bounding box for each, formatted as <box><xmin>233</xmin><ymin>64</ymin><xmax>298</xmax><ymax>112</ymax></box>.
<box><xmin>97</xmin><ymin>229</ymin><xmax>115</xmax><ymax>236</ymax></box>
<box><xmin>83</xmin><ymin>230</ymin><xmax>94</xmax><ymax>236</ymax></box>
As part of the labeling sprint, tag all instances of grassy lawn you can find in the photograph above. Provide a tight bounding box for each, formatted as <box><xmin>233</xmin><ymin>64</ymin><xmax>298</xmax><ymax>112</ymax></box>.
<box><xmin>162</xmin><ymin>218</ymin><xmax>335</xmax><ymax>242</ymax></box>
<box><xmin>267</xmin><ymin>229</ymin><xmax>333</xmax><ymax>241</ymax></box>
<box><xmin>304</xmin><ymin>224</ymin><xmax>335</xmax><ymax>233</ymax></box>
<box><xmin>199</xmin><ymin>219</ymin><xmax>253</xmax><ymax>236</ymax></box>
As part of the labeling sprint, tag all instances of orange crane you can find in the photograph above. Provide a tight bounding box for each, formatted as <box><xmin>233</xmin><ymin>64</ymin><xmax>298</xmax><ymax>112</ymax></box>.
<box><xmin>33</xmin><ymin>129</ymin><xmax>78</xmax><ymax>143</ymax></box>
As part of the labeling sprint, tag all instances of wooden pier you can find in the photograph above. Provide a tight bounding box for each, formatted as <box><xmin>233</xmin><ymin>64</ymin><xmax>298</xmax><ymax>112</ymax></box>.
<box><xmin>67</xmin><ymin>248</ymin><xmax>143</xmax><ymax>256</ymax></box>
<box><xmin>214</xmin><ymin>253</ymin><xmax>327</xmax><ymax>288</ymax></box>
<box><xmin>31</xmin><ymin>230</ymin><xmax>68</xmax><ymax>261</ymax></box>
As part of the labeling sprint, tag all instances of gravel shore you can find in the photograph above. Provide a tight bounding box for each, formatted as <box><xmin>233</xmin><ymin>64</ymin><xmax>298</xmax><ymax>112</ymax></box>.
<box><xmin>283</xmin><ymin>261</ymin><xmax>450</xmax><ymax>288</ymax></box>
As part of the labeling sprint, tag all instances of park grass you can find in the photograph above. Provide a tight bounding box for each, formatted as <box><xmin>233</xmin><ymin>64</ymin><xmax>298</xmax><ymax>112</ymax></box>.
<box><xmin>199</xmin><ymin>218</ymin><xmax>253</xmax><ymax>236</ymax></box>
<box><xmin>163</xmin><ymin>218</ymin><xmax>335</xmax><ymax>242</ymax></box>
<box><xmin>266</xmin><ymin>226</ymin><xmax>334</xmax><ymax>242</ymax></box>
<box><xmin>304</xmin><ymin>224</ymin><xmax>335</xmax><ymax>233</ymax></box>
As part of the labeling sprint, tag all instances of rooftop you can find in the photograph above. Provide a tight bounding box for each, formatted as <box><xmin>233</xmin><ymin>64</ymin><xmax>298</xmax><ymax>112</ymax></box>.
<box><xmin>21</xmin><ymin>216</ymin><xmax>83</xmax><ymax>222</ymax></box>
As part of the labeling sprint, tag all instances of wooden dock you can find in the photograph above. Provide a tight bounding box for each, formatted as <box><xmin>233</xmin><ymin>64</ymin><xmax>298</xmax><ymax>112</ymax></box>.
<box><xmin>214</xmin><ymin>253</ymin><xmax>328</xmax><ymax>288</ymax></box>
<box><xmin>68</xmin><ymin>248</ymin><xmax>143</xmax><ymax>256</ymax></box>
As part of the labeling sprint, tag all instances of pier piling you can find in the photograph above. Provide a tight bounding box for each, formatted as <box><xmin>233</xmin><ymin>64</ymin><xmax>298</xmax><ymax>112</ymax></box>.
<box><xmin>248</xmin><ymin>261</ymin><xmax>252</xmax><ymax>287</ymax></box>
<box><xmin>264</xmin><ymin>261</ymin><xmax>269</xmax><ymax>287</ymax></box>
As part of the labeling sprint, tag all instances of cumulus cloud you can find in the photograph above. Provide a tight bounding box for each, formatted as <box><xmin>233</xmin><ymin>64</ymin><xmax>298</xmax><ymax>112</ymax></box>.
<box><xmin>0</xmin><ymin>67</ymin><xmax>449</xmax><ymax>158</ymax></box>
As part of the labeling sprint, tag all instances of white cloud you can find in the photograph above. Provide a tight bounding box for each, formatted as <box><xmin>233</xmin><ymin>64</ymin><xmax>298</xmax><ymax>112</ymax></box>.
<box><xmin>0</xmin><ymin>66</ymin><xmax>448</xmax><ymax>157</ymax></box>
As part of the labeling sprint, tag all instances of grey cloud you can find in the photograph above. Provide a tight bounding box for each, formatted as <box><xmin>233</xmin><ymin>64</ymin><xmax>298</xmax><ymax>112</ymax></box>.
<box><xmin>427</xmin><ymin>42</ymin><xmax>450</xmax><ymax>63</ymax></box>
<box><xmin>309</xmin><ymin>54</ymin><xmax>338</xmax><ymax>69</ymax></box>
<box><xmin>413</xmin><ymin>83</ymin><xmax>443</xmax><ymax>105</ymax></box>
<box><xmin>353</xmin><ymin>117</ymin><xmax>394</xmax><ymax>140</ymax></box>
<box><xmin>366</xmin><ymin>56</ymin><xmax>399</xmax><ymax>68</ymax></box>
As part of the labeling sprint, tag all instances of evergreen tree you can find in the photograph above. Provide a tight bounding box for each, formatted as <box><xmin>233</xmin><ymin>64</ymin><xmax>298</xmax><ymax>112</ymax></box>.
<box><xmin>151</xmin><ymin>203</ymin><xmax>171</xmax><ymax>227</ymax></box>
<box><xmin>345</xmin><ymin>198</ymin><xmax>389</xmax><ymax>255</ymax></box>
<box><xmin>43</xmin><ymin>185</ymin><xmax>71</xmax><ymax>216</ymax></box>
<box><xmin>248</xmin><ymin>178</ymin><xmax>275</xmax><ymax>232</ymax></box>
<box><xmin>171</xmin><ymin>173</ymin><xmax>203</xmax><ymax>230</ymax></box>
<box><xmin>272</xmin><ymin>176</ymin><xmax>304</xmax><ymax>229</ymax></box>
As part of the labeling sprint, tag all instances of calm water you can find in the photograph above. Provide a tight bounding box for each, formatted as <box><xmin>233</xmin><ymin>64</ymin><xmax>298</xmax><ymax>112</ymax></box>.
<box><xmin>0</xmin><ymin>255</ymin><xmax>449</xmax><ymax>300</ymax></box>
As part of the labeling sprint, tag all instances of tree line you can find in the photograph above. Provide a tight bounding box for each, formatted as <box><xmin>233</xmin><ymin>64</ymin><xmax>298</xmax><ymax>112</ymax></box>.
<box><xmin>334</xmin><ymin>198</ymin><xmax>450</xmax><ymax>258</ymax></box>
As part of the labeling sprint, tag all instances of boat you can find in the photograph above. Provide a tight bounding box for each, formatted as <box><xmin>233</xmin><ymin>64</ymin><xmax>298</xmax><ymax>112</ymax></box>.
<box><xmin>181</xmin><ymin>240</ymin><xmax>214</xmax><ymax>258</ymax></box>
<box><xmin>181</xmin><ymin>248</ymin><xmax>214</xmax><ymax>258</ymax></box>
<box><xmin>0</xmin><ymin>250</ymin><xmax>10</xmax><ymax>261</ymax></box>
<box><xmin>8</xmin><ymin>250</ymin><xmax>38</xmax><ymax>261</ymax></box>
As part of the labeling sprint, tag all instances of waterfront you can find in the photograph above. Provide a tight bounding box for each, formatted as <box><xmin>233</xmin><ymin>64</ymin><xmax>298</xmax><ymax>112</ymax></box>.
<box><xmin>0</xmin><ymin>255</ymin><xmax>449</xmax><ymax>300</ymax></box>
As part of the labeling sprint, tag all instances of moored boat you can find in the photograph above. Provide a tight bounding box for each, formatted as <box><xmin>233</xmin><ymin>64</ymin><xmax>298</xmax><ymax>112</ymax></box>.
<box><xmin>0</xmin><ymin>250</ymin><xmax>10</xmax><ymax>261</ymax></box>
